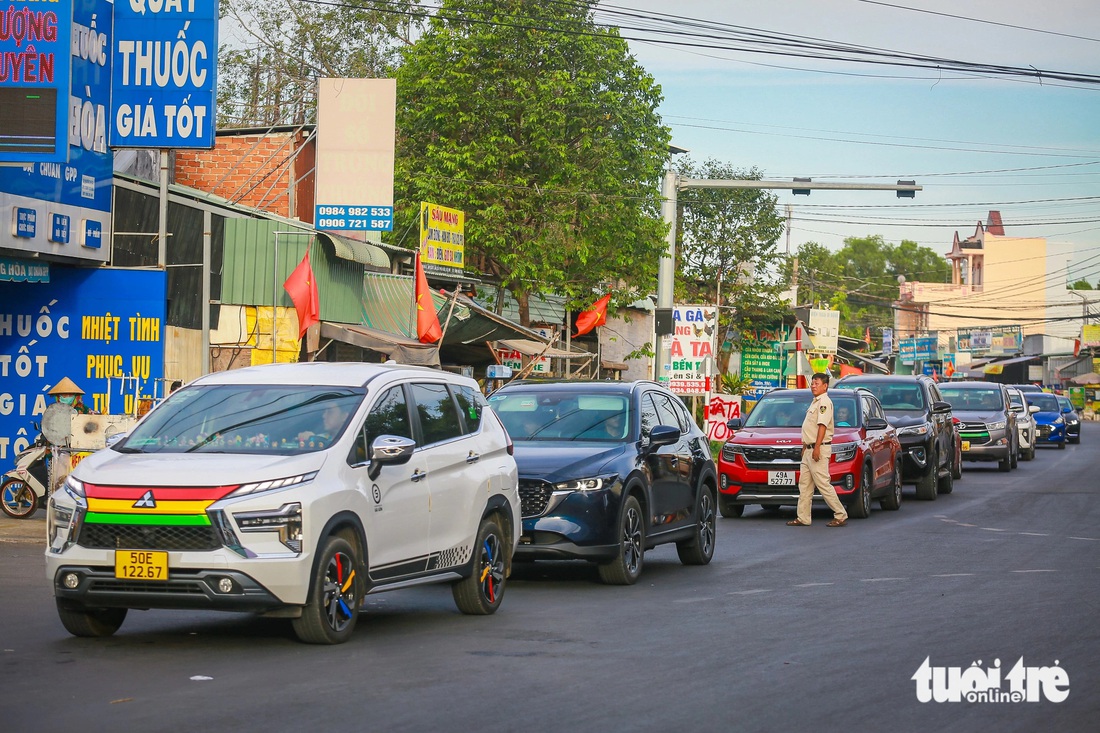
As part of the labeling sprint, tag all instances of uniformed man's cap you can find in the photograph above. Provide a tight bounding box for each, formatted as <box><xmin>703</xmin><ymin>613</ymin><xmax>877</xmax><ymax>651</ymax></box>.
<box><xmin>48</xmin><ymin>377</ymin><xmax>85</xmax><ymax>396</ymax></box>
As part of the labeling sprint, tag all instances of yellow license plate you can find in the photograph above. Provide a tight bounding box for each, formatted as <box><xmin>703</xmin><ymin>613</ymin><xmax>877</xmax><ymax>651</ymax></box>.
<box><xmin>961</xmin><ymin>441</ymin><xmax>970</xmax><ymax>451</ymax></box>
<box><xmin>115</xmin><ymin>550</ymin><xmax>169</xmax><ymax>581</ymax></box>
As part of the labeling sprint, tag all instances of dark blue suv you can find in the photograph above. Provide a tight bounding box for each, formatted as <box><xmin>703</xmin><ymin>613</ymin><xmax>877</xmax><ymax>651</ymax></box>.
<box><xmin>488</xmin><ymin>380</ymin><xmax>717</xmax><ymax>585</ymax></box>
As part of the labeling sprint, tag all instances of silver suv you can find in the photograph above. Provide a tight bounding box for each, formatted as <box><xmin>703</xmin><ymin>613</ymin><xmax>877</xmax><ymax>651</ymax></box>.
<box><xmin>46</xmin><ymin>363</ymin><xmax>520</xmax><ymax>644</ymax></box>
<box><xmin>1005</xmin><ymin>386</ymin><xmax>1038</xmax><ymax>461</ymax></box>
<box><xmin>938</xmin><ymin>381</ymin><xmax>1018</xmax><ymax>472</ymax></box>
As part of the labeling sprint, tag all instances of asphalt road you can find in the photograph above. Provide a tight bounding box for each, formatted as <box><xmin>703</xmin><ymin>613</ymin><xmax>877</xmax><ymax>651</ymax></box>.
<box><xmin>2</xmin><ymin>424</ymin><xmax>1098</xmax><ymax>733</ymax></box>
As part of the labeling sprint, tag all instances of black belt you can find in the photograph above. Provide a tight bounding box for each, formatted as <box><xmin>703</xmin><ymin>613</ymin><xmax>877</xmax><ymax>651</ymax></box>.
<box><xmin>803</xmin><ymin>442</ymin><xmax>831</xmax><ymax>449</ymax></box>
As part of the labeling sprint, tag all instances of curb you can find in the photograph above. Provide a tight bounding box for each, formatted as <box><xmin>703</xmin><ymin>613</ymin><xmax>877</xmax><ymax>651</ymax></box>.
<box><xmin>0</xmin><ymin>514</ymin><xmax>47</xmax><ymax>545</ymax></box>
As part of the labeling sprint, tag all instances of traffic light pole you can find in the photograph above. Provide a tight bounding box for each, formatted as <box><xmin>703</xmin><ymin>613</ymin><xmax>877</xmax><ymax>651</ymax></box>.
<box><xmin>652</xmin><ymin>176</ymin><xmax>922</xmax><ymax>383</ymax></box>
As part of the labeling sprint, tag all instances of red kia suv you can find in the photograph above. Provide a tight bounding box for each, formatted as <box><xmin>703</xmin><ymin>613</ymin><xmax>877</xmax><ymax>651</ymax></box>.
<box><xmin>718</xmin><ymin>388</ymin><xmax>902</xmax><ymax>519</ymax></box>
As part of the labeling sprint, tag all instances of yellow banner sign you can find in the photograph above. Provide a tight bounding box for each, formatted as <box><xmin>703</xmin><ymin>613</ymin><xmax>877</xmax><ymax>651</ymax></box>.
<box><xmin>419</xmin><ymin>202</ymin><xmax>465</xmax><ymax>271</ymax></box>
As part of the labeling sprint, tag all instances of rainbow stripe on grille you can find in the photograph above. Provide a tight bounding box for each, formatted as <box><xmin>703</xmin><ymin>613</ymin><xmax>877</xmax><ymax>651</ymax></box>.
<box><xmin>83</xmin><ymin>484</ymin><xmax>241</xmax><ymax>526</ymax></box>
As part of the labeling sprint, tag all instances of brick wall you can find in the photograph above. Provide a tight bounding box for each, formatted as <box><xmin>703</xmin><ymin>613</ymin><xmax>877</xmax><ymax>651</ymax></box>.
<box><xmin>176</xmin><ymin>131</ymin><xmax>315</xmax><ymax>221</ymax></box>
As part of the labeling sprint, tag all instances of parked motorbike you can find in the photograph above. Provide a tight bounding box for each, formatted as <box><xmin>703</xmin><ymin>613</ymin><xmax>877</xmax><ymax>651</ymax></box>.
<box><xmin>1</xmin><ymin>430</ymin><xmax>51</xmax><ymax>519</ymax></box>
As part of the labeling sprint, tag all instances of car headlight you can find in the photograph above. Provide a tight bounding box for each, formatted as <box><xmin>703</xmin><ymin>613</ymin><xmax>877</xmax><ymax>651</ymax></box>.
<box><xmin>226</xmin><ymin>471</ymin><xmax>318</xmax><ymax>499</ymax></box>
<box><xmin>831</xmin><ymin>443</ymin><xmax>858</xmax><ymax>462</ymax></box>
<box><xmin>553</xmin><ymin>476</ymin><xmax>613</xmax><ymax>492</ymax></box>
<box><xmin>986</xmin><ymin>420</ymin><xmax>1006</xmax><ymax>431</ymax></box>
<box><xmin>897</xmin><ymin>424</ymin><xmax>930</xmax><ymax>436</ymax></box>
<box><xmin>1053</xmin><ymin>416</ymin><xmax>1064</xmax><ymax>425</ymax></box>
<box><xmin>63</xmin><ymin>476</ymin><xmax>86</xmax><ymax>499</ymax></box>
<box><xmin>721</xmin><ymin>443</ymin><xmax>745</xmax><ymax>461</ymax></box>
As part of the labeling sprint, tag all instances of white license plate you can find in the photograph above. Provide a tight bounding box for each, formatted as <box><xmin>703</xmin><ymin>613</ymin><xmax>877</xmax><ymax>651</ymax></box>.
<box><xmin>768</xmin><ymin>470</ymin><xmax>796</xmax><ymax>486</ymax></box>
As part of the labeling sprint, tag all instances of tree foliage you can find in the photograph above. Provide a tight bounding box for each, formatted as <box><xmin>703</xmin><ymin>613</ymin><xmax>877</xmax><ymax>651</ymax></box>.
<box><xmin>392</xmin><ymin>0</ymin><xmax>671</xmax><ymax>325</ymax></box>
<box><xmin>787</xmin><ymin>234</ymin><xmax>951</xmax><ymax>341</ymax></box>
<box><xmin>1071</xmin><ymin>278</ymin><xmax>1094</xmax><ymax>290</ymax></box>
<box><xmin>217</xmin><ymin>0</ymin><xmax>420</xmax><ymax>127</ymax></box>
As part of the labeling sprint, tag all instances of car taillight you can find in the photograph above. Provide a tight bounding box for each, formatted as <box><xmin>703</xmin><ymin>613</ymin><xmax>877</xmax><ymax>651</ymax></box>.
<box><xmin>489</xmin><ymin>409</ymin><xmax>514</xmax><ymax>455</ymax></box>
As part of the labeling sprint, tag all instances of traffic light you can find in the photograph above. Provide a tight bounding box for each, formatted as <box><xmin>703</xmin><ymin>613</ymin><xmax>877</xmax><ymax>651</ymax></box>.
<box><xmin>897</xmin><ymin>180</ymin><xmax>916</xmax><ymax>199</ymax></box>
<box><xmin>792</xmin><ymin>177</ymin><xmax>811</xmax><ymax>196</ymax></box>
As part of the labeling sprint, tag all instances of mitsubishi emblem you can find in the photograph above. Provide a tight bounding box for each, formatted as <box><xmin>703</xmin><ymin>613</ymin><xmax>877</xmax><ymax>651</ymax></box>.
<box><xmin>133</xmin><ymin>490</ymin><xmax>157</xmax><ymax>509</ymax></box>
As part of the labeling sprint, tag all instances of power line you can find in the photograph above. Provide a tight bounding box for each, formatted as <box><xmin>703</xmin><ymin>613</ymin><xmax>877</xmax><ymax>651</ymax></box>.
<box><xmin>855</xmin><ymin>0</ymin><xmax>1100</xmax><ymax>44</ymax></box>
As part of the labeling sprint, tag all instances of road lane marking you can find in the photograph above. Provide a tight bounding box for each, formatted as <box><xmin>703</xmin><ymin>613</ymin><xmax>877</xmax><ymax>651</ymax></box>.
<box><xmin>1010</xmin><ymin>569</ymin><xmax>1058</xmax><ymax>573</ymax></box>
<box><xmin>728</xmin><ymin>589</ymin><xmax>772</xmax><ymax>595</ymax></box>
<box><xmin>931</xmin><ymin>573</ymin><xmax>974</xmax><ymax>577</ymax></box>
<box><xmin>673</xmin><ymin>597</ymin><xmax>716</xmax><ymax>603</ymax></box>
<box><xmin>980</xmin><ymin>527</ymin><xmax>1007</xmax><ymax>532</ymax></box>
<box><xmin>861</xmin><ymin>577</ymin><xmax>907</xmax><ymax>582</ymax></box>
<box><xmin>1018</xmin><ymin>532</ymin><xmax>1049</xmax><ymax>536</ymax></box>
<box><xmin>958</xmin><ymin>523</ymin><xmax>976</xmax><ymax>527</ymax></box>
<box><xmin>1069</xmin><ymin>536</ymin><xmax>1100</xmax><ymax>541</ymax></box>
<box><xmin>795</xmin><ymin>582</ymin><xmax>834</xmax><ymax>587</ymax></box>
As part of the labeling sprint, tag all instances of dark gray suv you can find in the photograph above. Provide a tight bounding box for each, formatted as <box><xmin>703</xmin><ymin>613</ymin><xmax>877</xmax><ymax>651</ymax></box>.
<box><xmin>937</xmin><ymin>381</ymin><xmax>1019</xmax><ymax>472</ymax></box>
<box><xmin>835</xmin><ymin>374</ymin><xmax>957</xmax><ymax>499</ymax></box>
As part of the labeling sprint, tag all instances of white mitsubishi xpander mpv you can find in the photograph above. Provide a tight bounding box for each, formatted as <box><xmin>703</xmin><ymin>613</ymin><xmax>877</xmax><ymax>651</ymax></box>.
<box><xmin>46</xmin><ymin>362</ymin><xmax>520</xmax><ymax>644</ymax></box>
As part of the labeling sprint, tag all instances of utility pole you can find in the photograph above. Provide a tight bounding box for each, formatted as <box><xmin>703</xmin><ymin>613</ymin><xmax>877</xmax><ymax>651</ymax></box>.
<box><xmin>653</xmin><ymin>176</ymin><xmax>921</xmax><ymax>382</ymax></box>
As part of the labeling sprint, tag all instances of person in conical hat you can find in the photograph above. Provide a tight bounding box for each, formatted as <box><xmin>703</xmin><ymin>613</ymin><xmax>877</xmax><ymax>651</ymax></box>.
<box><xmin>48</xmin><ymin>377</ymin><xmax>93</xmax><ymax>414</ymax></box>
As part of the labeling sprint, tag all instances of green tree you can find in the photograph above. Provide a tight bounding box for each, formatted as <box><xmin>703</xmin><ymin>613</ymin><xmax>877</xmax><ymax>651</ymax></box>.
<box><xmin>1071</xmin><ymin>279</ymin><xmax>1094</xmax><ymax>290</ymax></box>
<box><xmin>217</xmin><ymin>0</ymin><xmax>419</xmax><ymax>127</ymax></box>
<box><xmin>393</xmin><ymin>0</ymin><xmax>671</xmax><ymax>325</ymax></box>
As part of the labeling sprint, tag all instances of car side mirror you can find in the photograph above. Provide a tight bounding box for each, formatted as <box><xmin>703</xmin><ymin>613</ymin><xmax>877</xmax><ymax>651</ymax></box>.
<box><xmin>931</xmin><ymin>401</ymin><xmax>952</xmax><ymax>414</ymax></box>
<box><xmin>367</xmin><ymin>435</ymin><xmax>417</xmax><ymax>481</ymax></box>
<box><xmin>1028</xmin><ymin>405</ymin><xmax>1039</xmax><ymax>414</ymax></box>
<box><xmin>648</xmin><ymin>424</ymin><xmax>681</xmax><ymax>448</ymax></box>
<box><xmin>864</xmin><ymin>417</ymin><xmax>890</xmax><ymax>430</ymax></box>
<box><xmin>726</xmin><ymin>417</ymin><xmax>743</xmax><ymax>431</ymax></box>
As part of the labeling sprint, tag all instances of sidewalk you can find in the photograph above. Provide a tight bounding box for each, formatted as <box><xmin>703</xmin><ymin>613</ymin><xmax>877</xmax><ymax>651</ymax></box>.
<box><xmin>0</xmin><ymin>511</ymin><xmax>47</xmax><ymax>545</ymax></box>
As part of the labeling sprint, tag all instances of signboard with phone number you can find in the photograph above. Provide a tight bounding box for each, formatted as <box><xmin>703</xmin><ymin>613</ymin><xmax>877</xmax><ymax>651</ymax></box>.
<box><xmin>314</xmin><ymin>205</ymin><xmax>393</xmax><ymax>231</ymax></box>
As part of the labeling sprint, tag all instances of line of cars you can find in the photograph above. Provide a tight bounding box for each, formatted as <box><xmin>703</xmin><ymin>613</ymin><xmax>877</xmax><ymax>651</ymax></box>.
<box><xmin>715</xmin><ymin>375</ymin><xmax>1084</xmax><ymax>520</ymax></box>
<box><xmin>39</xmin><ymin>362</ymin><xmax>1084</xmax><ymax>646</ymax></box>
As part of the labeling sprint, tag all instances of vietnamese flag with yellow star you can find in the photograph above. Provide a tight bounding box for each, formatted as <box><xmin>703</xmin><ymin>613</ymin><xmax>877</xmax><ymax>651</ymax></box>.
<box><xmin>415</xmin><ymin>253</ymin><xmax>442</xmax><ymax>344</ymax></box>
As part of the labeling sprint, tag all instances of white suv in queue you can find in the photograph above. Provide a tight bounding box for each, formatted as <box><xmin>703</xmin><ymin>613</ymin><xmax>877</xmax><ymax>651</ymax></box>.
<box><xmin>46</xmin><ymin>362</ymin><xmax>520</xmax><ymax>644</ymax></box>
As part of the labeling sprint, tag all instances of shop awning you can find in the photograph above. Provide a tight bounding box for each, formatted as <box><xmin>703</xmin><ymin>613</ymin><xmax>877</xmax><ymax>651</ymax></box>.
<box><xmin>319</xmin><ymin>322</ymin><xmax>439</xmax><ymax>367</ymax></box>
<box><xmin>497</xmin><ymin>338</ymin><xmax>593</xmax><ymax>359</ymax></box>
<box><xmin>316</xmin><ymin>231</ymin><xmax>390</xmax><ymax>269</ymax></box>
<box><xmin>837</xmin><ymin>347</ymin><xmax>890</xmax><ymax>374</ymax></box>
<box><xmin>982</xmin><ymin>354</ymin><xmax>1038</xmax><ymax>374</ymax></box>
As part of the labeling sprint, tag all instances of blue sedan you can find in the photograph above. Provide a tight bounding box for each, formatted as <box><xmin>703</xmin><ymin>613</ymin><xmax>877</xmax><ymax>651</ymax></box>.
<box><xmin>1024</xmin><ymin>392</ymin><xmax>1067</xmax><ymax>449</ymax></box>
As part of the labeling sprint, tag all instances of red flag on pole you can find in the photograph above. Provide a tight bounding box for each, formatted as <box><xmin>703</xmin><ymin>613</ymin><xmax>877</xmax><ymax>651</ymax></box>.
<box><xmin>574</xmin><ymin>294</ymin><xmax>611</xmax><ymax>337</ymax></box>
<box><xmin>283</xmin><ymin>249</ymin><xmax>320</xmax><ymax>338</ymax></box>
<box><xmin>415</xmin><ymin>253</ymin><xmax>442</xmax><ymax>344</ymax></box>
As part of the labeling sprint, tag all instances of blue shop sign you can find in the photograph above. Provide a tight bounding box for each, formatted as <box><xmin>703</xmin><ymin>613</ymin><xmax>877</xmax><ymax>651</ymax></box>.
<box><xmin>13</xmin><ymin>207</ymin><xmax>36</xmax><ymax>237</ymax></box>
<box><xmin>50</xmin><ymin>213</ymin><xmax>70</xmax><ymax>244</ymax></box>
<box><xmin>111</xmin><ymin>0</ymin><xmax>219</xmax><ymax>148</ymax></box>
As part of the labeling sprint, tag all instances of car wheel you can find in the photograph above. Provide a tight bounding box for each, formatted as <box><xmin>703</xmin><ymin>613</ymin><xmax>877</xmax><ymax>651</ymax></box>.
<box><xmin>453</xmin><ymin>515</ymin><xmax>507</xmax><ymax>615</ymax></box>
<box><xmin>848</xmin><ymin>464</ymin><xmax>872</xmax><ymax>519</ymax></box>
<box><xmin>1058</xmin><ymin>440</ymin><xmax>1066</xmax><ymax>450</ymax></box>
<box><xmin>937</xmin><ymin>463</ymin><xmax>953</xmax><ymax>494</ymax></box>
<box><xmin>951</xmin><ymin>447</ymin><xmax>963</xmax><ymax>480</ymax></box>
<box><xmin>1010</xmin><ymin>441</ymin><xmax>1019</xmax><ymax>468</ymax></box>
<box><xmin>1026</xmin><ymin>444</ymin><xmax>1036</xmax><ymax>460</ymax></box>
<box><xmin>718</xmin><ymin>495</ymin><xmax>744</xmax><ymax>518</ymax></box>
<box><xmin>677</xmin><ymin>488</ymin><xmax>716</xmax><ymax>566</ymax></box>
<box><xmin>56</xmin><ymin>599</ymin><xmax>127</xmax><ymax>638</ymax></box>
<box><xmin>1070</xmin><ymin>436</ymin><xmax>1080</xmax><ymax>445</ymax></box>
<box><xmin>916</xmin><ymin>448</ymin><xmax>938</xmax><ymax>500</ymax></box>
<box><xmin>880</xmin><ymin>460</ymin><xmax>902</xmax><ymax>511</ymax></box>
<box><xmin>998</xmin><ymin>451</ymin><xmax>1011</xmax><ymax>472</ymax></box>
<box><xmin>292</xmin><ymin>535</ymin><xmax>362</xmax><ymax>645</ymax></box>
<box><xmin>1</xmin><ymin>478</ymin><xmax>38</xmax><ymax>519</ymax></box>
<box><xmin>598</xmin><ymin>495</ymin><xmax>645</xmax><ymax>585</ymax></box>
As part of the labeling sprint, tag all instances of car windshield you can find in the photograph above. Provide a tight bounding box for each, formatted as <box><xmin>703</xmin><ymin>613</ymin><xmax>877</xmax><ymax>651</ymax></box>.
<box><xmin>841</xmin><ymin>382</ymin><xmax>925</xmax><ymax>411</ymax></box>
<box><xmin>1007</xmin><ymin>391</ymin><xmax>1025</xmax><ymax>409</ymax></box>
<box><xmin>118</xmin><ymin>385</ymin><xmax>364</xmax><ymax>454</ymax></box>
<box><xmin>939</xmin><ymin>387</ymin><xmax>1002</xmax><ymax>411</ymax></box>
<box><xmin>488</xmin><ymin>390</ymin><xmax>631</xmax><ymax>441</ymax></box>
<box><xmin>1024</xmin><ymin>393</ymin><xmax>1060</xmax><ymax>412</ymax></box>
<box><xmin>744</xmin><ymin>393</ymin><xmax>859</xmax><ymax>428</ymax></box>
<box><xmin>1057</xmin><ymin>396</ymin><xmax>1073</xmax><ymax>411</ymax></box>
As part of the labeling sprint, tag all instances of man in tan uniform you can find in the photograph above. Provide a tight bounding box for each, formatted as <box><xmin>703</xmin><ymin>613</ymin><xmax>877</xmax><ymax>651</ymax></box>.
<box><xmin>787</xmin><ymin>372</ymin><xmax>848</xmax><ymax>527</ymax></box>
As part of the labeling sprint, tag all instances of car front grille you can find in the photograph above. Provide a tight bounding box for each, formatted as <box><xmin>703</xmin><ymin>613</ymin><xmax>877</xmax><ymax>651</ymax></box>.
<box><xmin>743</xmin><ymin>446</ymin><xmax>803</xmax><ymax>464</ymax></box>
<box><xmin>78</xmin><ymin>523</ymin><xmax>223</xmax><ymax>551</ymax></box>
<box><xmin>519</xmin><ymin>479</ymin><xmax>554</xmax><ymax>518</ymax></box>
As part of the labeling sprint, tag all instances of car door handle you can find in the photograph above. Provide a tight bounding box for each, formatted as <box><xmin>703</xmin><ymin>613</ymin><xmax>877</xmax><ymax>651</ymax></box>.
<box><xmin>411</xmin><ymin>469</ymin><xmax>427</xmax><ymax>482</ymax></box>
<box><xmin>466</xmin><ymin>451</ymin><xmax>480</xmax><ymax>464</ymax></box>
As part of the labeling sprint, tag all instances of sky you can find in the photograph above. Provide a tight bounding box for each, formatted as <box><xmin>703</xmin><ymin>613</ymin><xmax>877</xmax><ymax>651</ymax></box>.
<box><xmin>602</xmin><ymin>0</ymin><xmax>1100</xmax><ymax>287</ymax></box>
